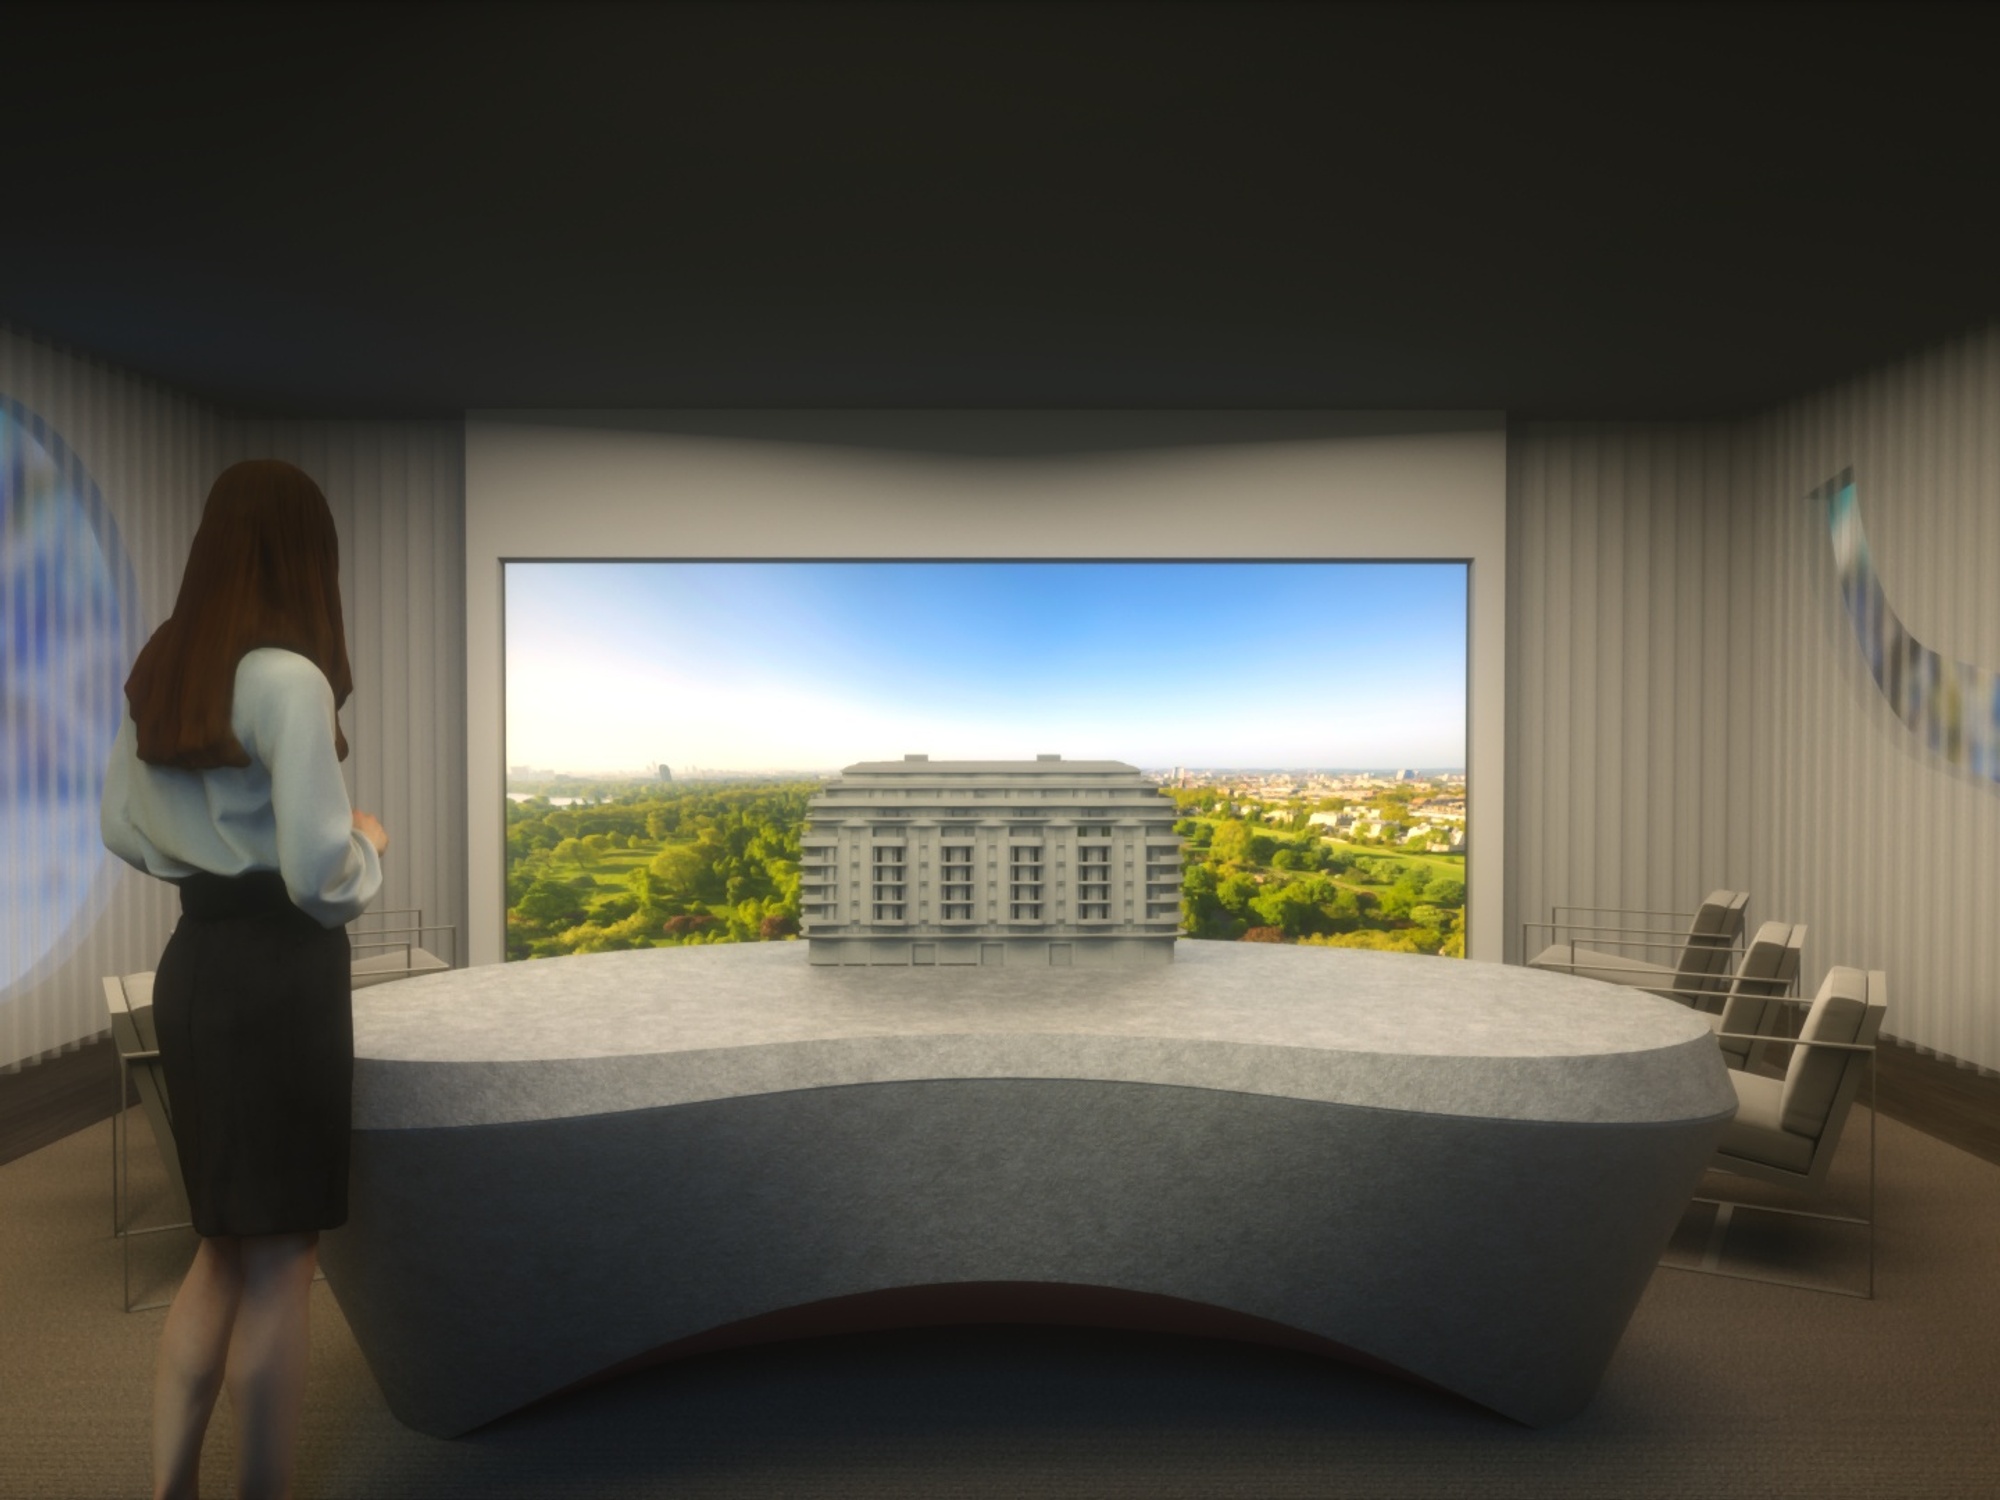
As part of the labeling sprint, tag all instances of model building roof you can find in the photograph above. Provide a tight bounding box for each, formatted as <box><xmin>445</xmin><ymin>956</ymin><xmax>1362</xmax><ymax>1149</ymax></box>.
<box><xmin>840</xmin><ymin>756</ymin><xmax>1141</xmax><ymax>776</ymax></box>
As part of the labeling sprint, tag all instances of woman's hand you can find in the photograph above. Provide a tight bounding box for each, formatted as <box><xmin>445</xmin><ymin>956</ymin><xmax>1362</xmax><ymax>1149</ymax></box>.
<box><xmin>352</xmin><ymin>810</ymin><xmax>390</xmax><ymax>857</ymax></box>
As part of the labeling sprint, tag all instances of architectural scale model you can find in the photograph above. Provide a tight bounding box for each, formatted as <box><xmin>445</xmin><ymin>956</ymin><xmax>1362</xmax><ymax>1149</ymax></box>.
<box><xmin>802</xmin><ymin>755</ymin><xmax>1182</xmax><ymax>966</ymax></box>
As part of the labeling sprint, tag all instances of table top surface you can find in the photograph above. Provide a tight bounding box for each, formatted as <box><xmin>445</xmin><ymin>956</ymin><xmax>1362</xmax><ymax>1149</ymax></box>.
<box><xmin>349</xmin><ymin>941</ymin><xmax>1735</xmax><ymax>1130</ymax></box>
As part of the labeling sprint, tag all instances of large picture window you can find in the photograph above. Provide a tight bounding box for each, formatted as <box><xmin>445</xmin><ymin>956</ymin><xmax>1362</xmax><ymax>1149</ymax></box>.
<box><xmin>502</xmin><ymin>560</ymin><xmax>1467</xmax><ymax>962</ymax></box>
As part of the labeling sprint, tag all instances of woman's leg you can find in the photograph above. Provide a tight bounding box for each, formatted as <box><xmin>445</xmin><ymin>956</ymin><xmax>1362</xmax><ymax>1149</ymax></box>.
<box><xmin>225</xmin><ymin>1231</ymin><xmax>320</xmax><ymax>1500</ymax></box>
<box><xmin>153</xmin><ymin>1234</ymin><xmax>244</xmax><ymax>1500</ymax></box>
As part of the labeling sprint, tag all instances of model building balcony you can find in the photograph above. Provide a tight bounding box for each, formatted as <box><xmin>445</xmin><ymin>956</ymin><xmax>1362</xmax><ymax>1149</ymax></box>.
<box><xmin>804</xmin><ymin>756</ymin><xmax>1179</xmax><ymax>967</ymax></box>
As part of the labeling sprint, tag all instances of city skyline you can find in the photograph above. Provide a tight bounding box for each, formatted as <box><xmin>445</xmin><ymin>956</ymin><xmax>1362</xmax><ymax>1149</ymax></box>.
<box><xmin>505</xmin><ymin>561</ymin><xmax>1468</xmax><ymax>775</ymax></box>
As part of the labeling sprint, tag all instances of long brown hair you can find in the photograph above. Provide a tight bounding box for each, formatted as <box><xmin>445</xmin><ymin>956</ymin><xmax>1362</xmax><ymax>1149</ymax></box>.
<box><xmin>125</xmin><ymin>460</ymin><xmax>354</xmax><ymax>769</ymax></box>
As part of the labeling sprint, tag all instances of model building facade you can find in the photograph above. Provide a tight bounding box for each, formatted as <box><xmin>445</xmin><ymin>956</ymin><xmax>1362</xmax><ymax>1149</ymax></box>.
<box><xmin>802</xmin><ymin>755</ymin><xmax>1181</xmax><ymax>966</ymax></box>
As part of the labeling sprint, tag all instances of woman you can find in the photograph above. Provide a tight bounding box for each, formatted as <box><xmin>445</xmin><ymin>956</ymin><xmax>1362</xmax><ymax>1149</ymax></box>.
<box><xmin>101</xmin><ymin>460</ymin><xmax>387</xmax><ymax>1500</ymax></box>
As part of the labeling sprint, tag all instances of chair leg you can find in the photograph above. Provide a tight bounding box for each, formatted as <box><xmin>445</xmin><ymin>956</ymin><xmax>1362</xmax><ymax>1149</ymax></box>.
<box><xmin>1865</xmin><ymin>1049</ymin><xmax>1876</xmax><ymax>1300</ymax></box>
<box><xmin>1662</xmin><ymin>1062</ymin><xmax>1877</xmax><ymax>1299</ymax></box>
<box><xmin>1698</xmin><ymin>1202</ymin><xmax>1734</xmax><ymax>1272</ymax></box>
<box><xmin>1670</xmin><ymin>1192</ymin><xmax>1874</xmax><ymax>1296</ymax></box>
<box><xmin>112</xmin><ymin>1054</ymin><xmax>123</xmax><ymax>1239</ymax></box>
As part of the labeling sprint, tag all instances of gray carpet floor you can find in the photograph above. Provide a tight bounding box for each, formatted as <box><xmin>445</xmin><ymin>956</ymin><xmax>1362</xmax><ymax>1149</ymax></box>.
<box><xmin>4</xmin><ymin>1107</ymin><xmax>1997</xmax><ymax>1499</ymax></box>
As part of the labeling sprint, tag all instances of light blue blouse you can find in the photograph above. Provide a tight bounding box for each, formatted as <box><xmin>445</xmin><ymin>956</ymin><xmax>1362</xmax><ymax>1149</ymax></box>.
<box><xmin>101</xmin><ymin>647</ymin><xmax>383</xmax><ymax>929</ymax></box>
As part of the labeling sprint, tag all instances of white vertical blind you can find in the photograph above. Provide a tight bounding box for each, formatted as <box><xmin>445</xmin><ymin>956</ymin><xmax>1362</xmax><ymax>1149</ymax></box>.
<box><xmin>1754</xmin><ymin>326</ymin><xmax>2000</xmax><ymax>1075</ymax></box>
<box><xmin>0</xmin><ymin>320</ymin><xmax>466</xmax><ymax>1073</ymax></box>
<box><xmin>1507</xmin><ymin>420</ymin><xmax>1754</xmax><ymax>961</ymax></box>
<box><xmin>1510</xmin><ymin>324</ymin><xmax>2000</xmax><ymax>1075</ymax></box>
<box><xmin>0</xmin><ymin>322</ymin><xmax>213</xmax><ymax>1071</ymax></box>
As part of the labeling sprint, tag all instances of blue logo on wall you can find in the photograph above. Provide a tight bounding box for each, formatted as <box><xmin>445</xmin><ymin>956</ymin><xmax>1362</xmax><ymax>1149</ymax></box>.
<box><xmin>1823</xmin><ymin>468</ymin><xmax>2000</xmax><ymax>783</ymax></box>
<box><xmin>1</xmin><ymin>400</ymin><xmax>139</xmax><ymax>996</ymax></box>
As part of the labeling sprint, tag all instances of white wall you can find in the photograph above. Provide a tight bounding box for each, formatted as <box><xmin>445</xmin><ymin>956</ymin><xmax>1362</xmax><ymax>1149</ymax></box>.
<box><xmin>1510</xmin><ymin>324</ymin><xmax>2000</xmax><ymax>1074</ymax></box>
<box><xmin>0</xmin><ymin>321</ymin><xmax>466</xmax><ymax>1071</ymax></box>
<box><xmin>466</xmin><ymin>411</ymin><xmax>1510</xmax><ymax>966</ymax></box>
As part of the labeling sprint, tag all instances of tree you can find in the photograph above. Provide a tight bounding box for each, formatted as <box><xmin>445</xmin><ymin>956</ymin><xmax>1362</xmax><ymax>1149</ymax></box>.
<box><xmin>1180</xmin><ymin>864</ymin><xmax>1241</xmax><ymax>940</ymax></box>
<box><xmin>626</xmin><ymin>868</ymin><xmax>660</xmax><ymax>915</ymax></box>
<box><xmin>1423</xmin><ymin>874</ymin><xmax>1466</xmax><ymax>908</ymax></box>
<box><xmin>1323</xmin><ymin>887</ymin><xmax>1363</xmax><ymax>931</ymax></box>
<box><xmin>1308</xmin><ymin>928</ymin><xmax>1425</xmax><ymax>953</ymax></box>
<box><xmin>649</xmin><ymin>841</ymin><xmax>710</xmax><ymax>895</ymax></box>
<box><xmin>554</xmin><ymin>911</ymin><xmax>650</xmax><ymax>954</ymax></box>
<box><xmin>516</xmin><ymin>876</ymin><xmax>591</xmax><ymax>932</ymax></box>
<box><xmin>1215</xmin><ymin>873</ymin><xmax>1261</xmax><ymax>915</ymax></box>
<box><xmin>504</xmin><ymin>778</ymin><xmax>822</xmax><ymax>955</ymax></box>
<box><xmin>1209</xmin><ymin>820</ymin><xmax>1254</xmax><ymax>866</ymax></box>
<box><xmin>1249</xmin><ymin>874</ymin><xmax>1341</xmax><ymax>938</ymax></box>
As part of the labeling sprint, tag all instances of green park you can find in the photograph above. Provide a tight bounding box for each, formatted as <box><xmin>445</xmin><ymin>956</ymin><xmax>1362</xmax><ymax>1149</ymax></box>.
<box><xmin>504</xmin><ymin>778</ymin><xmax>1465</xmax><ymax>962</ymax></box>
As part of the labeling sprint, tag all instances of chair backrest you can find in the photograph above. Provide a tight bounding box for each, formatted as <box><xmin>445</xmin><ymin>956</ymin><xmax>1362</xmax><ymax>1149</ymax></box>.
<box><xmin>1715</xmin><ymin>921</ymin><xmax>1806</xmax><ymax>1063</ymax></box>
<box><xmin>1670</xmin><ymin>889</ymin><xmax>1750</xmax><ymax>997</ymax></box>
<box><xmin>1779</xmin><ymin>966</ymin><xmax>1886</xmax><ymax>1184</ymax></box>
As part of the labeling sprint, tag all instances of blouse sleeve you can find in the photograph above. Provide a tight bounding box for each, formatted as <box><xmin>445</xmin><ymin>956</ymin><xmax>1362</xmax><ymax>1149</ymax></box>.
<box><xmin>236</xmin><ymin>650</ymin><xmax>383</xmax><ymax>927</ymax></box>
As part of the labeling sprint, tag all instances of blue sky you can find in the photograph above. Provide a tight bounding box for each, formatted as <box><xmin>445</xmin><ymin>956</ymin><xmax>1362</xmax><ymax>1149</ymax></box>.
<box><xmin>505</xmin><ymin>561</ymin><xmax>1467</xmax><ymax>774</ymax></box>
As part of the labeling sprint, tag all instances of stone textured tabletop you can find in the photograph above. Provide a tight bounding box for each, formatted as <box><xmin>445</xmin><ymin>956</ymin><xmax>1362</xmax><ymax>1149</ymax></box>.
<box><xmin>350</xmin><ymin>941</ymin><xmax>1732</xmax><ymax>1132</ymax></box>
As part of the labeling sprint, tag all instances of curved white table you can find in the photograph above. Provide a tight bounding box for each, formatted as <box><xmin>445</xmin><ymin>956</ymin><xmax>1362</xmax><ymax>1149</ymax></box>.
<box><xmin>319</xmin><ymin>941</ymin><xmax>1735</xmax><ymax>1435</ymax></box>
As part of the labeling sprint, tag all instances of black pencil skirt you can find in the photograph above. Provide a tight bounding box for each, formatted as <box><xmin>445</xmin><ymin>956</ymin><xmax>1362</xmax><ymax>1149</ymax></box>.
<box><xmin>152</xmin><ymin>870</ymin><xmax>353</xmax><ymax>1238</ymax></box>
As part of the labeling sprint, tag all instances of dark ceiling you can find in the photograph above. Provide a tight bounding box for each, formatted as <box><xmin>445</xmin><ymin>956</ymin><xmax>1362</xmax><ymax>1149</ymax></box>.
<box><xmin>5</xmin><ymin>0</ymin><xmax>1997</xmax><ymax>419</ymax></box>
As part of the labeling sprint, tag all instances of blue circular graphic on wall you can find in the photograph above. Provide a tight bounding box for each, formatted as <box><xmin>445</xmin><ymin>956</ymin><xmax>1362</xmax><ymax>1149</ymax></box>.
<box><xmin>1</xmin><ymin>400</ymin><xmax>139</xmax><ymax>997</ymax></box>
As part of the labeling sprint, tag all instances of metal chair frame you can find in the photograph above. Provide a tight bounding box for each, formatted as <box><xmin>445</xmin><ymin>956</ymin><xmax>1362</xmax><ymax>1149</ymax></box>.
<box><xmin>1664</xmin><ymin>1020</ymin><xmax>1879</xmax><ymax>1299</ymax></box>
<box><xmin>1519</xmin><ymin>924</ymin><xmax>1756</xmax><ymax>1009</ymax></box>
<box><xmin>349</xmin><ymin>906</ymin><xmax>459</xmax><ymax>972</ymax></box>
<box><xmin>1544</xmin><ymin>901</ymin><xmax>1750</xmax><ymax>944</ymax></box>
<box><xmin>104</xmin><ymin>975</ymin><xmax>193</xmax><ymax>1313</ymax></box>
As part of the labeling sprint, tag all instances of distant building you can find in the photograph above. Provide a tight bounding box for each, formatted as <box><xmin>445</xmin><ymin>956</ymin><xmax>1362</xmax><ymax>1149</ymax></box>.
<box><xmin>802</xmin><ymin>754</ymin><xmax>1182</xmax><ymax>968</ymax></box>
<box><xmin>656</xmin><ymin>763</ymin><xmax>673</xmax><ymax>781</ymax></box>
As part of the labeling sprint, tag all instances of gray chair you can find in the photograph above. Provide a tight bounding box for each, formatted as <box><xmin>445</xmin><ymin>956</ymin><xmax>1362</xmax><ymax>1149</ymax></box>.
<box><xmin>1683</xmin><ymin>965</ymin><xmax>1887</xmax><ymax>1297</ymax></box>
<box><xmin>1704</xmin><ymin>920</ymin><xmax>1808</xmax><ymax>1069</ymax></box>
<box><xmin>1525</xmin><ymin>889</ymin><xmax>1749</xmax><ymax>1007</ymax></box>
<box><xmin>103</xmin><ymin>971</ymin><xmax>191</xmax><ymax>1312</ymax></box>
<box><xmin>350</xmin><ymin>906</ymin><xmax>456</xmax><ymax>988</ymax></box>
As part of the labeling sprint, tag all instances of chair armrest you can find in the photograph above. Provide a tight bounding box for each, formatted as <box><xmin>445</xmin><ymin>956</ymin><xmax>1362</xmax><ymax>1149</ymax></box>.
<box><xmin>1550</xmin><ymin>903</ymin><xmax>1700</xmax><ymax>923</ymax></box>
<box><xmin>351</xmin><ymin>923</ymin><xmax>458</xmax><ymax>968</ymax></box>
<box><xmin>1712</xmin><ymin>1031</ymin><xmax>1875</xmax><ymax>1053</ymax></box>
<box><xmin>1523</xmin><ymin>919</ymin><xmax>1710</xmax><ymax>943</ymax></box>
